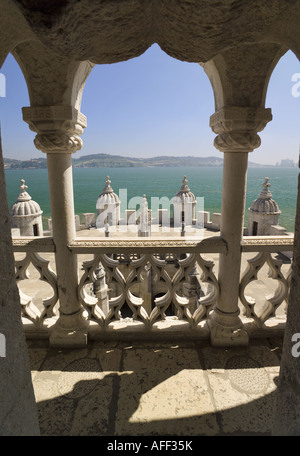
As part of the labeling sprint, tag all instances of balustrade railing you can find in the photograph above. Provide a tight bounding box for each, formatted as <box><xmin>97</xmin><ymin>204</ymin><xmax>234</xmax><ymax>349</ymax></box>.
<box><xmin>15</xmin><ymin>251</ymin><xmax>59</xmax><ymax>327</ymax></box>
<box><xmin>13</xmin><ymin>237</ymin><xmax>57</xmax><ymax>337</ymax></box>
<box><xmin>239</xmin><ymin>236</ymin><xmax>293</xmax><ymax>337</ymax></box>
<box><xmin>77</xmin><ymin>252</ymin><xmax>219</xmax><ymax>331</ymax></box>
<box><xmin>12</xmin><ymin>235</ymin><xmax>294</xmax><ymax>341</ymax></box>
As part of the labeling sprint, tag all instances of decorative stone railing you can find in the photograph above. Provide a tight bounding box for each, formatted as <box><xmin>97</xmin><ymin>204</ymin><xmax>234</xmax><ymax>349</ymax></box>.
<box><xmin>12</xmin><ymin>235</ymin><xmax>293</xmax><ymax>341</ymax></box>
<box><xmin>240</xmin><ymin>236</ymin><xmax>293</xmax><ymax>337</ymax></box>
<box><xmin>13</xmin><ymin>237</ymin><xmax>57</xmax><ymax>338</ymax></box>
<box><xmin>77</xmin><ymin>251</ymin><xmax>219</xmax><ymax>333</ymax></box>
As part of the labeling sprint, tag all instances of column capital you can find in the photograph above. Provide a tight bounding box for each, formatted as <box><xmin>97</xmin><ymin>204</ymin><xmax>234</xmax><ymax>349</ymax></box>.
<box><xmin>22</xmin><ymin>106</ymin><xmax>87</xmax><ymax>154</ymax></box>
<box><xmin>209</xmin><ymin>106</ymin><xmax>272</xmax><ymax>153</ymax></box>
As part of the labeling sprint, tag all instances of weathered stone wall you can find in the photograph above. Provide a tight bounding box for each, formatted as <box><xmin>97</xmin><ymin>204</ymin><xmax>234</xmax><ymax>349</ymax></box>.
<box><xmin>248</xmin><ymin>211</ymin><xmax>281</xmax><ymax>236</ymax></box>
<box><xmin>9</xmin><ymin>0</ymin><xmax>300</xmax><ymax>63</ymax></box>
<box><xmin>0</xmin><ymin>134</ymin><xmax>40</xmax><ymax>435</ymax></box>
<box><xmin>273</xmin><ymin>170</ymin><xmax>300</xmax><ymax>435</ymax></box>
<box><xmin>11</xmin><ymin>214</ymin><xmax>43</xmax><ymax>237</ymax></box>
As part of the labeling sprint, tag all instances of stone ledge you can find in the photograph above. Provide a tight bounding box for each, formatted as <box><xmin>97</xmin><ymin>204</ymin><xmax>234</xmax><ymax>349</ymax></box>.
<box><xmin>12</xmin><ymin>236</ymin><xmax>55</xmax><ymax>252</ymax></box>
<box><xmin>68</xmin><ymin>236</ymin><xmax>227</xmax><ymax>254</ymax></box>
<box><xmin>242</xmin><ymin>235</ymin><xmax>294</xmax><ymax>252</ymax></box>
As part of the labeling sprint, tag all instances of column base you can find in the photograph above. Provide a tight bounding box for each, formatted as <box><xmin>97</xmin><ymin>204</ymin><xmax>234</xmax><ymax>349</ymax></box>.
<box><xmin>208</xmin><ymin>307</ymin><xmax>249</xmax><ymax>347</ymax></box>
<box><xmin>49</xmin><ymin>311</ymin><xmax>89</xmax><ymax>348</ymax></box>
<box><xmin>138</xmin><ymin>230</ymin><xmax>150</xmax><ymax>237</ymax></box>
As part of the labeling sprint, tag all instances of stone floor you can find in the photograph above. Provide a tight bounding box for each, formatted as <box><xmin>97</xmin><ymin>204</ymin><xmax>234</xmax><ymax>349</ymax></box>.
<box><xmin>20</xmin><ymin>227</ymin><xmax>290</xmax><ymax>437</ymax></box>
<box><xmin>27</xmin><ymin>337</ymin><xmax>283</xmax><ymax>437</ymax></box>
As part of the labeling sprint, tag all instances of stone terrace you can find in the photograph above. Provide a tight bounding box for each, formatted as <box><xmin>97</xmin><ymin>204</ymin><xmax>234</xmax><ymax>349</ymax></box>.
<box><xmin>28</xmin><ymin>337</ymin><xmax>283</xmax><ymax>436</ymax></box>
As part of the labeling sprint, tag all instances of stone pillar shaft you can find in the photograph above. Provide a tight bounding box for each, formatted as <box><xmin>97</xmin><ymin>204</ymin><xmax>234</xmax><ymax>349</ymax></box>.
<box><xmin>208</xmin><ymin>106</ymin><xmax>272</xmax><ymax>346</ymax></box>
<box><xmin>46</xmin><ymin>153</ymin><xmax>79</xmax><ymax>314</ymax></box>
<box><xmin>218</xmin><ymin>151</ymin><xmax>248</xmax><ymax>313</ymax></box>
<box><xmin>22</xmin><ymin>106</ymin><xmax>88</xmax><ymax>347</ymax></box>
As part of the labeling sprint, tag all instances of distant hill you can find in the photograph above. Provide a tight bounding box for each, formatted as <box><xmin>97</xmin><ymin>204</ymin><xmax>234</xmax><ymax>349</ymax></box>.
<box><xmin>72</xmin><ymin>154</ymin><xmax>226</xmax><ymax>168</ymax></box>
<box><xmin>4</xmin><ymin>157</ymin><xmax>47</xmax><ymax>169</ymax></box>
<box><xmin>3</xmin><ymin>153</ymin><xmax>272</xmax><ymax>169</ymax></box>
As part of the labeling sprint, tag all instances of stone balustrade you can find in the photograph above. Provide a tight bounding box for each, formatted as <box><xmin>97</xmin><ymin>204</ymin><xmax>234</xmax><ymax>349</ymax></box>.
<box><xmin>12</xmin><ymin>235</ymin><xmax>293</xmax><ymax>342</ymax></box>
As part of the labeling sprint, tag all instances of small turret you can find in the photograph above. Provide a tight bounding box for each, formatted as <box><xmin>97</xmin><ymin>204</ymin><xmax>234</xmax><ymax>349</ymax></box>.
<box><xmin>172</xmin><ymin>175</ymin><xmax>196</xmax><ymax>227</ymax></box>
<box><xmin>96</xmin><ymin>176</ymin><xmax>120</xmax><ymax>228</ymax></box>
<box><xmin>10</xmin><ymin>179</ymin><xmax>43</xmax><ymax>236</ymax></box>
<box><xmin>248</xmin><ymin>177</ymin><xmax>281</xmax><ymax>236</ymax></box>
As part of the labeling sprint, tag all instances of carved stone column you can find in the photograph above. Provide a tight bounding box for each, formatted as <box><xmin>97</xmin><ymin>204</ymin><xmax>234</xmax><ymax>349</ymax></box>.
<box><xmin>23</xmin><ymin>106</ymin><xmax>88</xmax><ymax>347</ymax></box>
<box><xmin>208</xmin><ymin>106</ymin><xmax>272</xmax><ymax>346</ymax></box>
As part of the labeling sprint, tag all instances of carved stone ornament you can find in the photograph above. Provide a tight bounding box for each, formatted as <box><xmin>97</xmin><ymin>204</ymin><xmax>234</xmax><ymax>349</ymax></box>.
<box><xmin>209</xmin><ymin>107</ymin><xmax>272</xmax><ymax>153</ymax></box>
<box><xmin>22</xmin><ymin>105</ymin><xmax>87</xmax><ymax>154</ymax></box>
<box><xmin>77</xmin><ymin>252</ymin><xmax>219</xmax><ymax>331</ymax></box>
<box><xmin>34</xmin><ymin>132</ymin><xmax>83</xmax><ymax>153</ymax></box>
<box><xmin>239</xmin><ymin>252</ymin><xmax>290</xmax><ymax>327</ymax></box>
<box><xmin>214</xmin><ymin>131</ymin><xmax>261</xmax><ymax>153</ymax></box>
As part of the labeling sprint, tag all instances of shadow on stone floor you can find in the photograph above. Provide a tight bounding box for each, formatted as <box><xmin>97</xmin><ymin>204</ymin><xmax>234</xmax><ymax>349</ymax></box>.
<box><xmin>36</xmin><ymin>380</ymin><xmax>279</xmax><ymax>436</ymax></box>
<box><xmin>27</xmin><ymin>339</ymin><xmax>282</xmax><ymax>436</ymax></box>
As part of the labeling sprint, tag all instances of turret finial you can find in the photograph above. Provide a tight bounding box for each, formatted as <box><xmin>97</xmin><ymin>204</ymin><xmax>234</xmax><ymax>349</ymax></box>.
<box><xmin>259</xmin><ymin>177</ymin><xmax>272</xmax><ymax>199</ymax></box>
<box><xmin>19</xmin><ymin>179</ymin><xmax>28</xmax><ymax>193</ymax></box>
<box><xmin>17</xmin><ymin>179</ymin><xmax>31</xmax><ymax>202</ymax></box>
<box><xmin>102</xmin><ymin>175</ymin><xmax>113</xmax><ymax>193</ymax></box>
<box><xmin>180</xmin><ymin>175</ymin><xmax>190</xmax><ymax>193</ymax></box>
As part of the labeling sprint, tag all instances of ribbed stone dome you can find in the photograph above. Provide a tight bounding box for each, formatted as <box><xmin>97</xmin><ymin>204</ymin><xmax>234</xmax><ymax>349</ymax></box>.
<box><xmin>173</xmin><ymin>176</ymin><xmax>196</xmax><ymax>204</ymax></box>
<box><xmin>96</xmin><ymin>176</ymin><xmax>120</xmax><ymax>206</ymax></box>
<box><xmin>10</xmin><ymin>179</ymin><xmax>43</xmax><ymax>217</ymax></box>
<box><xmin>249</xmin><ymin>177</ymin><xmax>281</xmax><ymax>214</ymax></box>
<box><xmin>250</xmin><ymin>198</ymin><xmax>280</xmax><ymax>213</ymax></box>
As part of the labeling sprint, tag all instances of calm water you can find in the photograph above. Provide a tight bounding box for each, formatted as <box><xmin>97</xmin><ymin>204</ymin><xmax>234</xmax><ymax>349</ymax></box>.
<box><xmin>4</xmin><ymin>166</ymin><xmax>299</xmax><ymax>233</ymax></box>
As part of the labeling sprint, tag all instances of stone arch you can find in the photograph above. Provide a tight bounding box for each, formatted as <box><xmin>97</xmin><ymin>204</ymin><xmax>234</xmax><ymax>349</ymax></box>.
<box><xmin>2</xmin><ymin>2</ymin><xmax>299</xmax><ymax>127</ymax></box>
<box><xmin>201</xmin><ymin>43</ymin><xmax>289</xmax><ymax>111</ymax></box>
<box><xmin>0</xmin><ymin>0</ymin><xmax>35</xmax><ymax>67</ymax></box>
<box><xmin>11</xmin><ymin>39</ymin><xmax>93</xmax><ymax>109</ymax></box>
<box><xmin>8</xmin><ymin>1</ymin><xmax>300</xmax><ymax>65</ymax></box>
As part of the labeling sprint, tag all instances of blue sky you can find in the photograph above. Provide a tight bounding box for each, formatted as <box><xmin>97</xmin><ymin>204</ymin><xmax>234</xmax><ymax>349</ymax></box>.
<box><xmin>0</xmin><ymin>43</ymin><xmax>299</xmax><ymax>165</ymax></box>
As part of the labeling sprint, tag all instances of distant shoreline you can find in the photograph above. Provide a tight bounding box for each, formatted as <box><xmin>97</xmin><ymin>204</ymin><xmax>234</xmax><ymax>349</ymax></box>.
<box><xmin>4</xmin><ymin>153</ymin><xmax>296</xmax><ymax>170</ymax></box>
<box><xmin>4</xmin><ymin>165</ymin><xmax>295</xmax><ymax>170</ymax></box>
